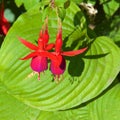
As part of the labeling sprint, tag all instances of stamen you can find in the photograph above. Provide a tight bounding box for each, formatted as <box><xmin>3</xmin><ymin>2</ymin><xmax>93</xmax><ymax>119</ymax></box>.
<box><xmin>38</xmin><ymin>72</ymin><xmax>40</xmax><ymax>80</ymax></box>
<box><xmin>54</xmin><ymin>75</ymin><xmax>61</xmax><ymax>83</ymax></box>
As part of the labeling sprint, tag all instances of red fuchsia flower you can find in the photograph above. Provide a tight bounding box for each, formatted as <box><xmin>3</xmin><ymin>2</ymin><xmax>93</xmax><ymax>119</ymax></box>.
<box><xmin>0</xmin><ymin>1</ymin><xmax>10</xmax><ymax>35</ymax></box>
<box><xmin>50</xmin><ymin>24</ymin><xmax>88</xmax><ymax>80</ymax></box>
<box><xmin>19</xmin><ymin>20</ymin><xmax>56</xmax><ymax>80</ymax></box>
<box><xmin>19</xmin><ymin>18</ymin><xmax>87</xmax><ymax>81</ymax></box>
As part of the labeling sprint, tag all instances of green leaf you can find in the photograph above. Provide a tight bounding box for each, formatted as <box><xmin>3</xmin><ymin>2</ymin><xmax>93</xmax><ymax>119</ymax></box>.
<box><xmin>88</xmin><ymin>82</ymin><xmax>120</xmax><ymax>120</ymax></box>
<box><xmin>0</xmin><ymin>83</ymin><xmax>40</xmax><ymax>119</ymax></box>
<box><xmin>0</xmin><ymin>2</ymin><xmax>120</xmax><ymax>111</ymax></box>
<box><xmin>36</xmin><ymin>79</ymin><xmax>120</xmax><ymax>120</ymax></box>
<box><xmin>102</xmin><ymin>0</ymin><xmax>119</xmax><ymax>17</ymax></box>
<box><xmin>70</xmin><ymin>0</ymin><xmax>83</xmax><ymax>4</ymax></box>
<box><xmin>109</xmin><ymin>15</ymin><xmax>120</xmax><ymax>46</ymax></box>
<box><xmin>86</xmin><ymin>0</ymin><xmax>96</xmax><ymax>5</ymax></box>
<box><xmin>15</xmin><ymin>0</ymin><xmax>40</xmax><ymax>10</ymax></box>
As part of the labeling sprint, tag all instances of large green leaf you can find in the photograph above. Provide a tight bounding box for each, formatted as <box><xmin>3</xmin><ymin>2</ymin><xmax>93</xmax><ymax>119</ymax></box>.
<box><xmin>0</xmin><ymin>2</ymin><xmax>120</xmax><ymax>111</ymax></box>
<box><xmin>0</xmin><ymin>81</ymin><xmax>40</xmax><ymax>119</ymax></box>
<box><xmin>36</xmin><ymin>79</ymin><xmax>120</xmax><ymax>120</ymax></box>
<box><xmin>0</xmin><ymin>93</ymin><xmax>40</xmax><ymax>119</ymax></box>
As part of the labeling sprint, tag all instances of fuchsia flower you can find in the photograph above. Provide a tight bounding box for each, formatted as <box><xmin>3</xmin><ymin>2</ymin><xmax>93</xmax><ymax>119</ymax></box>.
<box><xmin>0</xmin><ymin>1</ymin><xmax>10</xmax><ymax>35</ymax></box>
<box><xmin>50</xmin><ymin>25</ymin><xmax>87</xmax><ymax>79</ymax></box>
<box><xmin>19</xmin><ymin>20</ymin><xmax>56</xmax><ymax>79</ymax></box>
<box><xmin>19</xmin><ymin>19</ymin><xmax>87</xmax><ymax>81</ymax></box>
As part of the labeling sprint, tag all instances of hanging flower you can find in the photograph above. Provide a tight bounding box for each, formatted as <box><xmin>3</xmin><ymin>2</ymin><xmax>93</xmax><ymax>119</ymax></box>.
<box><xmin>0</xmin><ymin>1</ymin><xmax>10</xmax><ymax>35</ymax></box>
<box><xmin>19</xmin><ymin>18</ymin><xmax>87</xmax><ymax>81</ymax></box>
<box><xmin>19</xmin><ymin>19</ymin><xmax>56</xmax><ymax>79</ymax></box>
<box><xmin>50</xmin><ymin>23</ymin><xmax>87</xmax><ymax>80</ymax></box>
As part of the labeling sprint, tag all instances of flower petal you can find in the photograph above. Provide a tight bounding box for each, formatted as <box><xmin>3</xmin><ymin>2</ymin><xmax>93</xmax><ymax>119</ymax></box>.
<box><xmin>38</xmin><ymin>52</ymin><xmax>59</xmax><ymax>65</ymax></box>
<box><xmin>38</xmin><ymin>30</ymin><xmax>44</xmax><ymax>50</ymax></box>
<box><xmin>18</xmin><ymin>37</ymin><xmax>38</xmax><ymax>50</ymax></box>
<box><xmin>20</xmin><ymin>51</ymin><xmax>59</xmax><ymax>65</ymax></box>
<box><xmin>43</xmin><ymin>26</ymin><xmax>49</xmax><ymax>44</ymax></box>
<box><xmin>50</xmin><ymin>55</ymin><xmax>66</xmax><ymax>75</ymax></box>
<box><xmin>31</xmin><ymin>56</ymin><xmax>48</xmax><ymax>72</ymax></box>
<box><xmin>43</xmin><ymin>17</ymin><xmax>49</xmax><ymax>44</ymax></box>
<box><xmin>2</xmin><ymin>18</ymin><xmax>10</xmax><ymax>35</ymax></box>
<box><xmin>0</xmin><ymin>1</ymin><xmax>10</xmax><ymax>35</ymax></box>
<box><xmin>45</xmin><ymin>43</ymin><xmax>55</xmax><ymax>50</ymax></box>
<box><xmin>55</xmin><ymin>38</ymin><xmax>63</xmax><ymax>53</ymax></box>
<box><xmin>61</xmin><ymin>47</ymin><xmax>88</xmax><ymax>56</ymax></box>
<box><xmin>20</xmin><ymin>52</ymin><xmax>39</xmax><ymax>60</ymax></box>
<box><xmin>55</xmin><ymin>22</ymin><xmax>63</xmax><ymax>53</ymax></box>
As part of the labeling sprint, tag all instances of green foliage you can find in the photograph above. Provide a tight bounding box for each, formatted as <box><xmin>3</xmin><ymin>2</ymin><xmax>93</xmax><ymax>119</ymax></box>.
<box><xmin>0</xmin><ymin>0</ymin><xmax>120</xmax><ymax>119</ymax></box>
<box><xmin>102</xmin><ymin>0</ymin><xmax>119</xmax><ymax>18</ymax></box>
<box><xmin>15</xmin><ymin>0</ymin><xmax>40</xmax><ymax>10</ymax></box>
<box><xmin>1</xmin><ymin>78</ymin><xmax>120</xmax><ymax>119</ymax></box>
<box><xmin>109</xmin><ymin>16</ymin><xmax>120</xmax><ymax>44</ymax></box>
<box><xmin>0</xmin><ymin>89</ymin><xmax>40</xmax><ymax>119</ymax></box>
<box><xmin>35</xmin><ymin>79</ymin><xmax>120</xmax><ymax>120</ymax></box>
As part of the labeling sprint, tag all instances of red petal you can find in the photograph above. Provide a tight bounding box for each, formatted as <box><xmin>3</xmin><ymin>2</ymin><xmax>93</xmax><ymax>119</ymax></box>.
<box><xmin>38</xmin><ymin>37</ymin><xmax>44</xmax><ymax>50</ymax></box>
<box><xmin>43</xmin><ymin>17</ymin><xmax>49</xmax><ymax>44</ymax></box>
<box><xmin>18</xmin><ymin>37</ymin><xmax>38</xmax><ymax>50</ymax></box>
<box><xmin>61</xmin><ymin>47</ymin><xmax>88</xmax><ymax>56</ymax></box>
<box><xmin>38</xmin><ymin>52</ymin><xmax>59</xmax><ymax>64</ymax></box>
<box><xmin>50</xmin><ymin>55</ymin><xmax>66</xmax><ymax>75</ymax></box>
<box><xmin>55</xmin><ymin>38</ymin><xmax>63</xmax><ymax>53</ymax></box>
<box><xmin>31</xmin><ymin>56</ymin><xmax>48</xmax><ymax>73</ymax></box>
<box><xmin>2</xmin><ymin>18</ymin><xmax>10</xmax><ymax>35</ymax></box>
<box><xmin>43</xmin><ymin>27</ymin><xmax>49</xmax><ymax>44</ymax></box>
<box><xmin>56</xmin><ymin>21</ymin><xmax>62</xmax><ymax>40</ymax></box>
<box><xmin>39</xmin><ymin>30</ymin><xmax>43</xmax><ymax>39</ymax></box>
<box><xmin>21</xmin><ymin>51</ymin><xmax>59</xmax><ymax>65</ymax></box>
<box><xmin>0</xmin><ymin>1</ymin><xmax>10</xmax><ymax>35</ymax></box>
<box><xmin>38</xmin><ymin>52</ymin><xmax>61</xmax><ymax>66</ymax></box>
<box><xmin>38</xmin><ymin>30</ymin><xmax>44</xmax><ymax>49</ymax></box>
<box><xmin>55</xmin><ymin>23</ymin><xmax>63</xmax><ymax>53</ymax></box>
<box><xmin>20</xmin><ymin>52</ymin><xmax>39</xmax><ymax>60</ymax></box>
<box><xmin>45</xmin><ymin>43</ymin><xmax>55</xmax><ymax>50</ymax></box>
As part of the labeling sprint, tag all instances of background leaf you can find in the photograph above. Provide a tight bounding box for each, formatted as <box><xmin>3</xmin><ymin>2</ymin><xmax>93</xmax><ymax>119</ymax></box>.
<box><xmin>94</xmin><ymin>14</ymin><xmax>120</xmax><ymax>47</ymax></box>
<box><xmin>109</xmin><ymin>15</ymin><xmax>120</xmax><ymax>46</ymax></box>
<box><xmin>36</xmin><ymin>79</ymin><xmax>120</xmax><ymax>120</ymax></box>
<box><xmin>0</xmin><ymin>2</ymin><xmax>120</xmax><ymax>111</ymax></box>
<box><xmin>15</xmin><ymin>0</ymin><xmax>40</xmax><ymax>10</ymax></box>
<box><xmin>102</xmin><ymin>0</ymin><xmax>119</xmax><ymax>18</ymax></box>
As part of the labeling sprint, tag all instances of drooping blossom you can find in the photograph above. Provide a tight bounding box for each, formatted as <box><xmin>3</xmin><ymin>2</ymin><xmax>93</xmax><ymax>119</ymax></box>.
<box><xmin>19</xmin><ymin>18</ymin><xmax>87</xmax><ymax>81</ymax></box>
<box><xmin>0</xmin><ymin>1</ymin><xmax>10</xmax><ymax>35</ymax></box>
<box><xmin>50</xmin><ymin>22</ymin><xmax>87</xmax><ymax>80</ymax></box>
<box><xmin>19</xmin><ymin>19</ymin><xmax>56</xmax><ymax>79</ymax></box>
